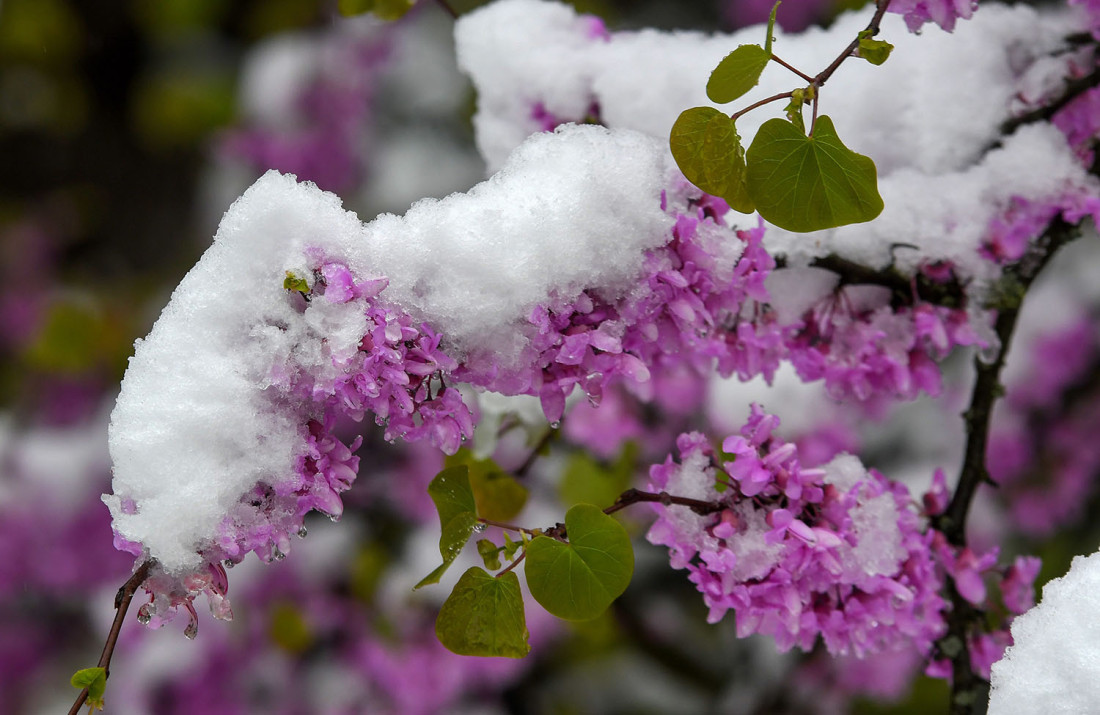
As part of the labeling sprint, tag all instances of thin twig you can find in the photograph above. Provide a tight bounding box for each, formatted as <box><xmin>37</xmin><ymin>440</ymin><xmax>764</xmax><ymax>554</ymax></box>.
<box><xmin>68</xmin><ymin>560</ymin><xmax>153</xmax><ymax>715</ymax></box>
<box><xmin>730</xmin><ymin>91</ymin><xmax>795</xmax><ymax>122</ymax></box>
<box><xmin>933</xmin><ymin>217</ymin><xmax>1080</xmax><ymax>715</ymax></box>
<box><xmin>496</xmin><ymin>551</ymin><xmax>527</xmax><ymax>578</ymax></box>
<box><xmin>813</xmin><ymin>0</ymin><xmax>892</xmax><ymax>89</ymax></box>
<box><xmin>604</xmin><ymin>488</ymin><xmax>725</xmax><ymax>517</ymax></box>
<box><xmin>769</xmin><ymin>54</ymin><xmax>814</xmax><ymax>83</ymax></box>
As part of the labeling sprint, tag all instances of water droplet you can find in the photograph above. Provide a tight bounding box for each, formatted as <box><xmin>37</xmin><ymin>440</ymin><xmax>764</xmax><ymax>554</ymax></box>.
<box><xmin>328</xmin><ymin>513</ymin><xmax>341</xmax><ymax>523</ymax></box>
<box><xmin>272</xmin><ymin>547</ymin><xmax>286</xmax><ymax>561</ymax></box>
<box><xmin>473</xmin><ymin>522</ymin><xmax>487</xmax><ymax>534</ymax></box>
<box><xmin>549</xmin><ymin>421</ymin><xmax>560</xmax><ymax>429</ymax></box>
<box><xmin>184</xmin><ymin>620</ymin><xmax>199</xmax><ymax>640</ymax></box>
<box><xmin>297</xmin><ymin>526</ymin><xmax>308</xmax><ymax>538</ymax></box>
<box><xmin>223</xmin><ymin>559</ymin><xmax>235</xmax><ymax>569</ymax></box>
<box><xmin>136</xmin><ymin>603</ymin><xmax>153</xmax><ymax>625</ymax></box>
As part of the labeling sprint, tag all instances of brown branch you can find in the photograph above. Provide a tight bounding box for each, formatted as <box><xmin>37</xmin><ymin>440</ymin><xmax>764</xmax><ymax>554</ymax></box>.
<box><xmin>1000</xmin><ymin>65</ymin><xmax>1100</xmax><ymax>137</ymax></box>
<box><xmin>514</xmin><ymin>426</ymin><xmax>557</xmax><ymax>478</ymax></box>
<box><xmin>68</xmin><ymin>560</ymin><xmax>153</xmax><ymax>715</ymax></box>
<box><xmin>769</xmin><ymin>54</ymin><xmax>814</xmax><ymax>84</ymax></box>
<box><xmin>730</xmin><ymin>91</ymin><xmax>795</xmax><ymax>122</ymax></box>
<box><xmin>775</xmin><ymin>253</ymin><xmax>967</xmax><ymax>309</ymax></box>
<box><xmin>813</xmin><ymin>0</ymin><xmax>893</xmax><ymax>90</ymax></box>
<box><xmin>604</xmin><ymin>488</ymin><xmax>725</xmax><ymax>517</ymax></box>
<box><xmin>932</xmin><ymin>217</ymin><xmax>1081</xmax><ymax>715</ymax></box>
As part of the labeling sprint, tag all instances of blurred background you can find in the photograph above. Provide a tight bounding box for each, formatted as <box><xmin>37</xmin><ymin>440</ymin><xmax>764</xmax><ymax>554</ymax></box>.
<box><xmin>2</xmin><ymin>0</ymin><xmax>1097</xmax><ymax>713</ymax></box>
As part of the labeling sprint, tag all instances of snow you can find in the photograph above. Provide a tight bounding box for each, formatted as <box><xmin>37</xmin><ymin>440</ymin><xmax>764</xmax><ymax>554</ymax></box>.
<box><xmin>107</xmin><ymin>123</ymin><xmax>673</xmax><ymax>572</ymax></box>
<box><xmin>457</xmin><ymin>0</ymin><xmax>1096</xmax><ymax>281</ymax></box>
<box><xmin>989</xmin><ymin>548</ymin><xmax>1100</xmax><ymax>714</ymax></box>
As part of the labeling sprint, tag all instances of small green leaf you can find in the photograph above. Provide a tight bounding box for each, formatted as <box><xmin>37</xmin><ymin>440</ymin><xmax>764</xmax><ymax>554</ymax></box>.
<box><xmin>670</xmin><ymin>107</ymin><xmax>754</xmax><ymax>213</ymax></box>
<box><xmin>502</xmin><ymin>532</ymin><xmax>522</xmax><ymax>561</ymax></box>
<box><xmin>477</xmin><ymin>538</ymin><xmax>502</xmax><ymax>570</ymax></box>
<box><xmin>525</xmin><ymin>504</ymin><xmax>634</xmax><ymax>621</ymax></box>
<box><xmin>783</xmin><ymin>88</ymin><xmax>805</xmax><ymax>132</ymax></box>
<box><xmin>415</xmin><ymin>466</ymin><xmax>478</xmax><ymax>589</ymax></box>
<box><xmin>447</xmin><ymin>450</ymin><xmax>529</xmax><ymax>522</ymax></box>
<box><xmin>858</xmin><ymin>36</ymin><xmax>893</xmax><ymax>65</ymax></box>
<box><xmin>707</xmin><ymin>44</ymin><xmax>771</xmax><ymax>104</ymax></box>
<box><xmin>746</xmin><ymin>115</ymin><xmax>883</xmax><ymax>232</ymax></box>
<box><xmin>283</xmin><ymin>270</ymin><xmax>309</xmax><ymax>295</ymax></box>
<box><xmin>337</xmin><ymin>0</ymin><xmax>415</xmax><ymax>20</ymax></box>
<box><xmin>70</xmin><ymin>667</ymin><xmax>107</xmax><ymax>710</ymax></box>
<box><xmin>436</xmin><ymin>567</ymin><xmax>530</xmax><ymax>658</ymax></box>
<box><xmin>765</xmin><ymin>1</ymin><xmax>781</xmax><ymax>55</ymax></box>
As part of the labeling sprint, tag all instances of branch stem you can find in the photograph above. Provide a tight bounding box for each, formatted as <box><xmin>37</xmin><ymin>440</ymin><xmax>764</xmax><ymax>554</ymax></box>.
<box><xmin>68</xmin><ymin>560</ymin><xmax>153</xmax><ymax>715</ymax></box>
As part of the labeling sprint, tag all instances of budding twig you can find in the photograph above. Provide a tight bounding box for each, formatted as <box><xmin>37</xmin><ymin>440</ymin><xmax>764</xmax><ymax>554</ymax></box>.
<box><xmin>68</xmin><ymin>560</ymin><xmax>153</xmax><ymax>715</ymax></box>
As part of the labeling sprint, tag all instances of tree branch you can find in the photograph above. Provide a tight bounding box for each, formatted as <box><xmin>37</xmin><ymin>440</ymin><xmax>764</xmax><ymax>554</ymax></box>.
<box><xmin>68</xmin><ymin>561</ymin><xmax>153</xmax><ymax>715</ymax></box>
<box><xmin>932</xmin><ymin>217</ymin><xmax>1081</xmax><ymax>715</ymax></box>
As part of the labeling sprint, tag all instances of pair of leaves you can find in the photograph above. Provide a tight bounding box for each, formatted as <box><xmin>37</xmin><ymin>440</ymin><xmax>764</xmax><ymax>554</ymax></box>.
<box><xmin>433</xmin><ymin>499</ymin><xmax>634</xmax><ymax>657</ymax></box>
<box><xmin>70</xmin><ymin>667</ymin><xmax>107</xmax><ymax>711</ymax></box>
<box><xmin>415</xmin><ymin>453</ymin><xmax>529</xmax><ymax>590</ymax></box>
<box><xmin>671</xmin><ymin>111</ymin><xmax>883</xmax><ymax>232</ymax></box>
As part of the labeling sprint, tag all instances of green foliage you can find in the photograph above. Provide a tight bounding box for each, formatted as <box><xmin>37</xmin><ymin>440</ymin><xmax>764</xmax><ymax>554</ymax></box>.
<box><xmin>746</xmin><ymin>115</ymin><xmax>883</xmax><ymax>232</ymax></box>
<box><xmin>559</xmin><ymin>444</ymin><xmax>636</xmax><ymax>510</ymax></box>
<box><xmin>524</xmin><ymin>504</ymin><xmax>634</xmax><ymax>621</ymax></box>
<box><xmin>477</xmin><ymin>538</ymin><xmax>502</xmax><ymax>570</ymax></box>
<box><xmin>765</xmin><ymin>1</ymin><xmax>781</xmax><ymax>55</ymax></box>
<box><xmin>283</xmin><ymin>270</ymin><xmax>310</xmax><ymax>295</ymax></box>
<box><xmin>70</xmin><ymin>667</ymin><xmax>107</xmax><ymax>710</ymax></box>
<box><xmin>669</xmin><ymin>107</ymin><xmax>754</xmax><ymax>214</ymax></box>
<box><xmin>338</xmin><ymin>0</ymin><xmax>416</xmax><ymax>20</ymax></box>
<box><xmin>436</xmin><ymin>567</ymin><xmax>530</xmax><ymax>658</ymax></box>
<box><xmin>415</xmin><ymin>466</ymin><xmax>478</xmax><ymax>589</ymax></box>
<box><xmin>706</xmin><ymin>45</ymin><xmax>770</xmax><ymax>104</ymax></box>
<box><xmin>858</xmin><ymin>30</ymin><xmax>893</xmax><ymax>65</ymax></box>
<box><xmin>446</xmin><ymin>449</ymin><xmax>528</xmax><ymax>522</ymax></box>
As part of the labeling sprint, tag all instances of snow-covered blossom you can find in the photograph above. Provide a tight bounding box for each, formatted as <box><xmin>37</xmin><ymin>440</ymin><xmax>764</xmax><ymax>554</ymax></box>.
<box><xmin>646</xmin><ymin>407</ymin><xmax>946</xmax><ymax>657</ymax></box>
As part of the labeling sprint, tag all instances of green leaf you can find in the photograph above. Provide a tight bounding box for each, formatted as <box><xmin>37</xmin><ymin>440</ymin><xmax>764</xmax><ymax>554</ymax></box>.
<box><xmin>783</xmin><ymin>88</ymin><xmax>805</xmax><ymax>133</ymax></box>
<box><xmin>669</xmin><ymin>107</ymin><xmax>754</xmax><ymax>213</ymax></box>
<box><xmin>477</xmin><ymin>538</ymin><xmax>502</xmax><ymax>570</ymax></box>
<box><xmin>447</xmin><ymin>449</ymin><xmax>528</xmax><ymax>522</ymax></box>
<box><xmin>765</xmin><ymin>1</ymin><xmax>781</xmax><ymax>55</ymax></box>
<box><xmin>337</xmin><ymin>0</ymin><xmax>415</xmax><ymax>20</ymax></box>
<box><xmin>283</xmin><ymin>270</ymin><xmax>309</xmax><ymax>295</ymax></box>
<box><xmin>436</xmin><ymin>567</ymin><xmax>530</xmax><ymax>658</ymax></box>
<box><xmin>70</xmin><ymin>667</ymin><xmax>107</xmax><ymax>710</ymax></box>
<box><xmin>706</xmin><ymin>44</ymin><xmax>770</xmax><ymax>104</ymax></box>
<box><xmin>502</xmin><ymin>532</ymin><xmax>523</xmax><ymax>561</ymax></box>
<box><xmin>746</xmin><ymin>115</ymin><xmax>883</xmax><ymax>232</ymax></box>
<box><xmin>415</xmin><ymin>466</ymin><xmax>478</xmax><ymax>589</ymax></box>
<box><xmin>858</xmin><ymin>36</ymin><xmax>893</xmax><ymax>65</ymax></box>
<box><xmin>524</xmin><ymin>504</ymin><xmax>634</xmax><ymax>621</ymax></box>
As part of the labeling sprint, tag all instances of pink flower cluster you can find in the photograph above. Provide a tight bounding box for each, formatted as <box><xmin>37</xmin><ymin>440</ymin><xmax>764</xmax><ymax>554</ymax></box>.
<box><xmin>458</xmin><ymin>188</ymin><xmax>775</xmax><ymax>423</ymax></box>
<box><xmin>785</xmin><ymin>287</ymin><xmax>983</xmax><ymax>403</ymax></box>
<box><xmin>646</xmin><ymin>407</ymin><xmax>946</xmax><ymax>658</ymax></box>
<box><xmin>888</xmin><ymin>0</ymin><xmax>977</xmax><ymax>33</ymax></box>
<box><xmin>922</xmin><ymin>471</ymin><xmax>1043</xmax><ymax>678</ymax></box>
<box><xmin>982</xmin><ymin>193</ymin><xmax>1100</xmax><ymax>265</ymax></box>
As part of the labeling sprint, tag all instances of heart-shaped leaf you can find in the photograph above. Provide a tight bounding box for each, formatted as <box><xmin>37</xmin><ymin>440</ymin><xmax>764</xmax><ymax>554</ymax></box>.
<box><xmin>524</xmin><ymin>504</ymin><xmax>634</xmax><ymax>621</ymax></box>
<box><xmin>71</xmin><ymin>667</ymin><xmax>107</xmax><ymax>710</ymax></box>
<box><xmin>436</xmin><ymin>567</ymin><xmax>530</xmax><ymax>658</ymax></box>
<box><xmin>415</xmin><ymin>466</ymin><xmax>478</xmax><ymax>589</ymax></box>
<box><xmin>746</xmin><ymin>115</ymin><xmax>883</xmax><ymax>232</ymax></box>
<box><xmin>670</xmin><ymin>107</ymin><xmax>754</xmax><ymax>213</ymax></box>
<box><xmin>707</xmin><ymin>44</ymin><xmax>770</xmax><ymax>104</ymax></box>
